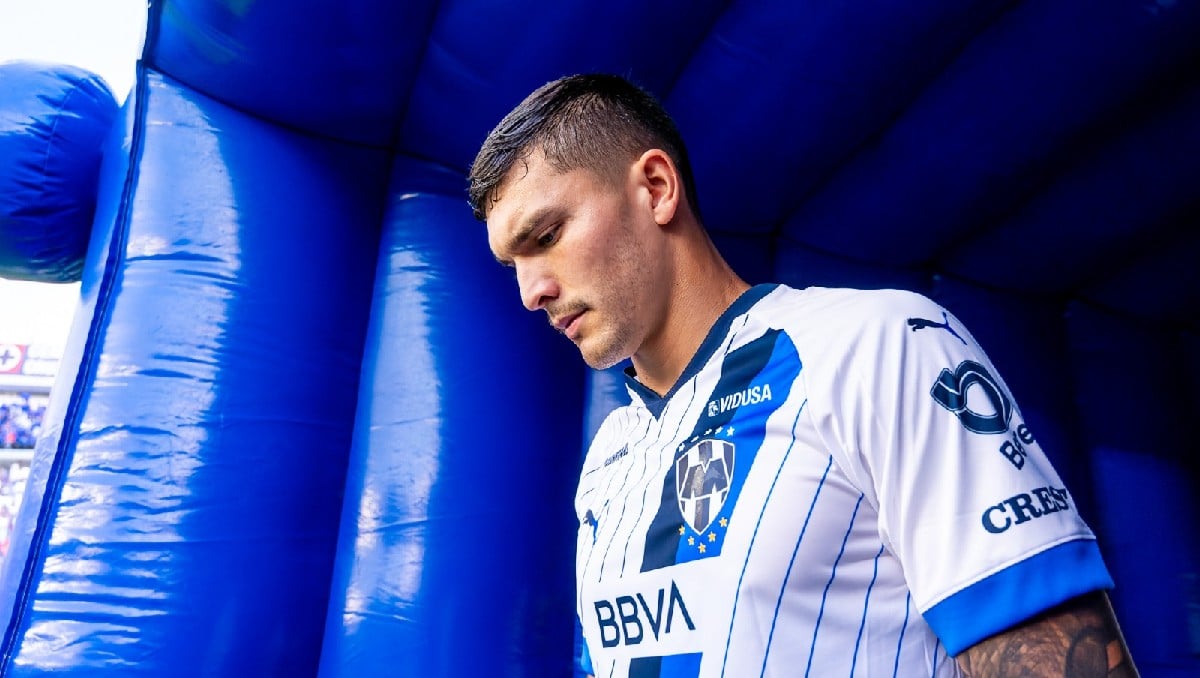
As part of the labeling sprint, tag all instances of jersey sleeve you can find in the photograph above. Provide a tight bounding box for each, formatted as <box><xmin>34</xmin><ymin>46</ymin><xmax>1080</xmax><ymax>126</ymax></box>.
<box><xmin>807</xmin><ymin>289</ymin><xmax>1112</xmax><ymax>656</ymax></box>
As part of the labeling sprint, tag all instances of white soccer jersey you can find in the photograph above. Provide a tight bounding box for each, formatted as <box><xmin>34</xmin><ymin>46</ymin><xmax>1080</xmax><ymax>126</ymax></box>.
<box><xmin>575</xmin><ymin>284</ymin><xmax>1112</xmax><ymax>678</ymax></box>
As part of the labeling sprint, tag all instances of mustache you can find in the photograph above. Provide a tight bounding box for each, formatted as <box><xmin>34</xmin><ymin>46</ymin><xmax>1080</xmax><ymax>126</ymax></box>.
<box><xmin>546</xmin><ymin>301</ymin><xmax>588</xmax><ymax>328</ymax></box>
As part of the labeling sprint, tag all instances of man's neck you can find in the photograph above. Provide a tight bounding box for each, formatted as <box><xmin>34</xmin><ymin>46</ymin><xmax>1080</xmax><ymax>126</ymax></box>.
<box><xmin>630</xmin><ymin>256</ymin><xmax>749</xmax><ymax>397</ymax></box>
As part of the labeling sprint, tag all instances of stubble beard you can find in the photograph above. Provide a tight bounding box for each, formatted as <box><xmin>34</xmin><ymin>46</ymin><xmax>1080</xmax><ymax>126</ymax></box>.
<box><xmin>579</xmin><ymin>319</ymin><xmax>636</xmax><ymax>371</ymax></box>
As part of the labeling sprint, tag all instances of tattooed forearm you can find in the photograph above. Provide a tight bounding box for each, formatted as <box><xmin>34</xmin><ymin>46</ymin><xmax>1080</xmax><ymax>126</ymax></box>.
<box><xmin>956</xmin><ymin>592</ymin><xmax>1137</xmax><ymax>677</ymax></box>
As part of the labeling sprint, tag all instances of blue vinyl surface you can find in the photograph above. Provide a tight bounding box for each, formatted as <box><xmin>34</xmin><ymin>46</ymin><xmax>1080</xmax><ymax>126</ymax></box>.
<box><xmin>318</xmin><ymin>160</ymin><xmax>583</xmax><ymax>676</ymax></box>
<box><xmin>0</xmin><ymin>62</ymin><xmax>116</xmax><ymax>282</ymax></box>
<box><xmin>0</xmin><ymin>0</ymin><xmax>1195</xmax><ymax>674</ymax></box>
<box><xmin>0</xmin><ymin>68</ymin><xmax>388</xmax><ymax>674</ymax></box>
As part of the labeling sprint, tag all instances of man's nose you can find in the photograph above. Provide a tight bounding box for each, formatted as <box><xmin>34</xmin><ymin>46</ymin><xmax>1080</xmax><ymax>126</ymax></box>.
<box><xmin>517</xmin><ymin>263</ymin><xmax>558</xmax><ymax>312</ymax></box>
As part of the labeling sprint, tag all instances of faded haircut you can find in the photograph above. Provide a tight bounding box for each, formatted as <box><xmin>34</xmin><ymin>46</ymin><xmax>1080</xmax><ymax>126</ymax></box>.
<box><xmin>467</xmin><ymin>73</ymin><xmax>700</xmax><ymax>222</ymax></box>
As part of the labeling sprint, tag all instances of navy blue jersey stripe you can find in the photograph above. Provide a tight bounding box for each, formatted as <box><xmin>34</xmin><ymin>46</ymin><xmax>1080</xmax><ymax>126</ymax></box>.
<box><xmin>622</xmin><ymin>380</ymin><xmax>700</xmax><ymax>575</ymax></box>
<box><xmin>716</xmin><ymin>405</ymin><xmax>816</xmax><ymax>678</ymax></box>
<box><xmin>660</xmin><ymin>652</ymin><xmax>702</xmax><ymax>678</ymax></box>
<box><xmin>851</xmin><ymin>542</ymin><xmax>888</xmax><ymax>677</ymax></box>
<box><xmin>673</xmin><ymin>331</ymin><xmax>802</xmax><ymax>567</ymax></box>
<box><xmin>932</xmin><ymin>638</ymin><xmax>941</xmax><ymax>675</ymax></box>
<box><xmin>892</xmin><ymin>593</ymin><xmax>912</xmax><ymax>678</ymax></box>
<box><xmin>801</xmin><ymin>493</ymin><xmax>864</xmax><ymax>677</ymax></box>
<box><xmin>629</xmin><ymin>655</ymin><xmax>661</xmax><ymax>678</ymax></box>
<box><xmin>639</xmin><ymin>319</ymin><xmax>761</xmax><ymax>573</ymax></box>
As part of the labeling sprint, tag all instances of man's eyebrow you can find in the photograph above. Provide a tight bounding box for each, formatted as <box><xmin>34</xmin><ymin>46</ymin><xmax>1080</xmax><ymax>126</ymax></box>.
<box><xmin>495</xmin><ymin>206</ymin><xmax>558</xmax><ymax>266</ymax></box>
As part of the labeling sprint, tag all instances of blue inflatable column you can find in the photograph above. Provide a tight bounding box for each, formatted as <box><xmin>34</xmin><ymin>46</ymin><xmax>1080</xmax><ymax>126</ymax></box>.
<box><xmin>0</xmin><ymin>62</ymin><xmax>117</xmax><ymax>282</ymax></box>
<box><xmin>1068</xmin><ymin>304</ymin><xmax>1200</xmax><ymax>677</ymax></box>
<box><xmin>320</xmin><ymin>159</ymin><xmax>585</xmax><ymax>676</ymax></box>
<box><xmin>0</xmin><ymin>68</ymin><xmax>388</xmax><ymax>675</ymax></box>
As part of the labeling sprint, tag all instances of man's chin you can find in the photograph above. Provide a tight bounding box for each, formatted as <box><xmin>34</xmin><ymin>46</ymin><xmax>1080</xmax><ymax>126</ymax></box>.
<box><xmin>578</xmin><ymin>340</ymin><xmax>630</xmax><ymax>371</ymax></box>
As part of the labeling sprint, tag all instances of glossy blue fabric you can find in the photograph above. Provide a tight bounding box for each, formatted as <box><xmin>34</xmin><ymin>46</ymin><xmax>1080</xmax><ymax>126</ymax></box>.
<box><xmin>0</xmin><ymin>69</ymin><xmax>387</xmax><ymax>674</ymax></box>
<box><xmin>317</xmin><ymin>158</ymin><xmax>584</xmax><ymax>675</ymax></box>
<box><xmin>0</xmin><ymin>0</ymin><xmax>1196</xmax><ymax>674</ymax></box>
<box><xmin>0</xmin><ymin>62</ymin><xmax>116</xmax><ymax>282</ymax></box>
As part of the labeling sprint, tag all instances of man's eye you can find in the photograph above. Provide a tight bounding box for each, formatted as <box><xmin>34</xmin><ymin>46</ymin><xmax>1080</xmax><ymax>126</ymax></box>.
<box><xmin>537</xmin><ymin>225</ymin><xmax>560</xmax><ymax>248</ymax></box>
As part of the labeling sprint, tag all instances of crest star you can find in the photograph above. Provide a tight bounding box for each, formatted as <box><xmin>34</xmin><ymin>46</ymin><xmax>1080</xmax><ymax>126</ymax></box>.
<box><xmin>688</xmin><ymin>536</ymin><xmax>695</xmax><ymax>546</ymax></box>
<box><xmin>719</xmin><ymin>517</ymin><xmax>728</xmax><ymax>528</ymax></box>
<box><xmin>678</xmin><ymin>525</ymin><xmax>685</xmax><ymax>535</ymax></box>
<box><xmin>715</xmin><ymin>426</ymin><xmax>723</xmax><ymax>434</ymax></box>
<box><xmin>708</xmin><ymin>532</ymin><xmax>717</xmax><ymax>542</ymax></box>
<box><xmin>725</xmin><ymin>426</ymin><xmax>735</xmax><ymax>436</ymax></box>
<box><xmin>698</xmin><ymin>544</ymin><xmax>707</xmax><ymax>553</ymax></box>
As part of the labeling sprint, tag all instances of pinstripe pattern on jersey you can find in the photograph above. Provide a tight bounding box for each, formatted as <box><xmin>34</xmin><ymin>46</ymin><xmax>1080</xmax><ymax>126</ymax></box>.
<box><xmin>621</xmin><ymin>381</ymin><xmax>702</xmax><ymax>575</ymax></box>
<box><xmin>629</xmin><ymin>379</ymin><xmax>704</xmax><ymax>574</ymax></box>
<box><xmin>798</xmin><ymin>493</ymin><xmax>865</xmax><ymax>678</ymax></box>
<box><xmin>850</xmin><ymin>542</ymin><xmax>889</xmax><ymax>676</ymax></box>
<box><xmin>594</xmin><ymin>409</ymin><xmax>655</xmax><ymax>581</ymax></box>
<box><xmin>892</xmin><ymin>593</ymin><xmax>912</xmax><ymax>678</ymax></box>
<box><xmin>719</xmin><ymin>405</ymin><xmax>818</xmax><ymax>678</ymax></box>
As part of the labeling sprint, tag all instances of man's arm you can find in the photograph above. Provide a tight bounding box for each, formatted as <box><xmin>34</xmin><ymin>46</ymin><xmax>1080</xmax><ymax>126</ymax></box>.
<box><xmin>956</xmin><ymin>591</ymin><xmax>1137</xmax><ymax>677</ymax></box>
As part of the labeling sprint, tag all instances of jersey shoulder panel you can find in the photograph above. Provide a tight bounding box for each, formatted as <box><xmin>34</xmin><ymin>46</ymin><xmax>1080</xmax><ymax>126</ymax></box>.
<box><xmin>755</xmin><ymin>285</ymin><xmax>1110</xmax><ymax>650</ymax></box>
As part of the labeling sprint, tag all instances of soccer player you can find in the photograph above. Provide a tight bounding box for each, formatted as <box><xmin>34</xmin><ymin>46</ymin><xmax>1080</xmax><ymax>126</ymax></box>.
<box><xmin>469</xmin><ymin>74</ymin><xmax>1136</xmax><ymax>677</ymax></box>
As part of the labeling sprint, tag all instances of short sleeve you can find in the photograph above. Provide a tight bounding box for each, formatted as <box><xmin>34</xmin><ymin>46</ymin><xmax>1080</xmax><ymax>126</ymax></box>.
<box><xmin>807</xmin><ymin>289</ymin><xmax>1112</xmax><ymax>656</ymax></box>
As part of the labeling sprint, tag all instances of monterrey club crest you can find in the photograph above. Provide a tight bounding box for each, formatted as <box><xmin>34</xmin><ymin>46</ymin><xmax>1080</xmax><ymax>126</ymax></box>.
<box><xmin>676</xmin><ymin>438</ymin><xmax>735</xmax><ymax>534</ymax></box>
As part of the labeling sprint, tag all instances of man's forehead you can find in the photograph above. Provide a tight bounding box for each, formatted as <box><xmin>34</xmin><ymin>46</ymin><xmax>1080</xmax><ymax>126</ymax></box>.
<box><xmin>486</xmin><ymin>152</ymin><xmax>567</xmax><ymax>226</ymax></box>
<box><xmin>484</xmin><ymin>170</ymin><xmax>537</xmax><ymax>257</ymax></box>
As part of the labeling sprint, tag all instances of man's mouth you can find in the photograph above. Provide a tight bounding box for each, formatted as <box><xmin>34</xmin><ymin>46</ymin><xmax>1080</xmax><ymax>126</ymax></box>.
<box><xmin>553</xmin><ymin>310</ymin><xmax>585</xmax><ymax>340</ymax></box>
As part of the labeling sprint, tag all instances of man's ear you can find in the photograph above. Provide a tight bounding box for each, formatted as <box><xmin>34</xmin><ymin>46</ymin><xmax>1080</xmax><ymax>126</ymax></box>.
<box><xmin>635</xmin><ymin>149</ymin><xmax>681</xmax><ymax>226</ymax></box>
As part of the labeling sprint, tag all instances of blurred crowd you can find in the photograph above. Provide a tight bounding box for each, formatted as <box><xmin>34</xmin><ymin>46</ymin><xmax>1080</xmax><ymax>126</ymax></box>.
<box><xmin>1</xmin><ymin>398</ymin><xmax>43</xmax><ymax>449</ymax></box>
<box><xmin>0</xmin><ymin>462</ymin><xmax>28</xmax><ymax>558</ymax></box>
<box><xmin>0</xmin><ymin>394</ymin><xmax>39</xmax><ymax>559</ymax></box>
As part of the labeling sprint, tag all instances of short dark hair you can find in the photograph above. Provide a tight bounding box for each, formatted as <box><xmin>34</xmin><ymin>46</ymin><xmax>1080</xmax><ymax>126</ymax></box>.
<box><xmin>468</xmin><ymin>73</ymin><xmax>700</xmax><ymax>222</ymax></box>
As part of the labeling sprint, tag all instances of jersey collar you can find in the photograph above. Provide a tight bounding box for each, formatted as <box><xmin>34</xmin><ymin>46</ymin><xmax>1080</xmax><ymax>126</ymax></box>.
<box><xmin>624</xmin><ymin>283</ymin><xmax>778</xmax><ymax>418</ymax></box>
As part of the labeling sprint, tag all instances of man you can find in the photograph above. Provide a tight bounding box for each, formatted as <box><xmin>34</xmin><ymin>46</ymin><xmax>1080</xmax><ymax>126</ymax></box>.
<box><xmin>469</xmin><ymin>74</ymin><xmax>1136</xmax><ymax>677</ymax></box>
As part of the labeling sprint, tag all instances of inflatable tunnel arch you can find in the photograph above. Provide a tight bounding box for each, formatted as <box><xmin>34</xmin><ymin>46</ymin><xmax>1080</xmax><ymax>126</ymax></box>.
<box><xmin>1</xmin><ymin>1</ymin><xmax>1198</xmax><ymax>675</ymax></box>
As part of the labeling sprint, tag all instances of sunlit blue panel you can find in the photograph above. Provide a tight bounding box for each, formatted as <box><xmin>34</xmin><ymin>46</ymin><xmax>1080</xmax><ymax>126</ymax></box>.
<box><xmin>0</xmin><ymin>68</ymin><xmax>387</xmax><ymax>675</ymax></box>
<box><xmin>0</xmin><ymin>62</ymin><xmax>117</xmax><ymax>282</ymax></box>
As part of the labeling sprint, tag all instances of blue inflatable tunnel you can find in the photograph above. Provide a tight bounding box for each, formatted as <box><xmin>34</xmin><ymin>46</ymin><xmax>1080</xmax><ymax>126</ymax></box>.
<box><xmin>0</xmin><ymin>0</ymin><xmax>1196</xmax><ymax>675</ymax></box>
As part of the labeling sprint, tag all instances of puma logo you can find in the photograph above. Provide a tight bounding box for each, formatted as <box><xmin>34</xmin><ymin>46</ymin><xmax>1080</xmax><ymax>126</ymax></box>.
<box><xmin>907</xmin><ymin>310</ymin><xmax>967</xmax><ymax>345</ymax></box>
<box><xmin>584</xmin><ymin>509</ymin><xmax>599</xmax><ymax>543</ymax></box>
